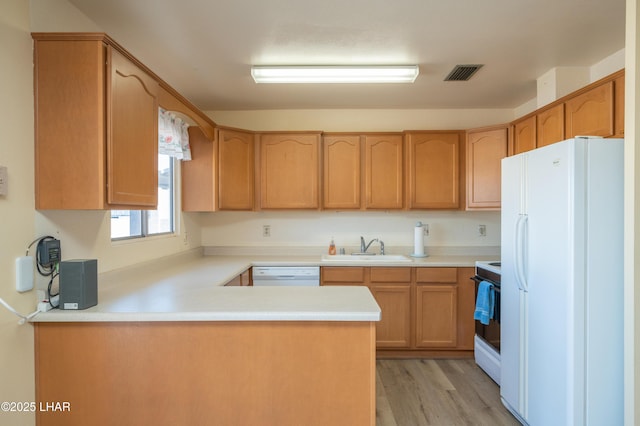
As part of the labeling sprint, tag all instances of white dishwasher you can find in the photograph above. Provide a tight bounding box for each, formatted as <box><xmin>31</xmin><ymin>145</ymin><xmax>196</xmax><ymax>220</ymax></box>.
<box><xmin>252</xmin><ymin>266</ymin><xmax>320</xmax><ymax>286</ymax></box>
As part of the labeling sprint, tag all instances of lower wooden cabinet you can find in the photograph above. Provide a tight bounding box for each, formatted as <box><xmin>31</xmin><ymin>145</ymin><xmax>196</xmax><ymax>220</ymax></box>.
<box><xmin>321</xmin><ymin>267</ymin><xmax>365</xmax><ymax>285</ymax></box>
<box><xmin>415</xmin><ymin>267</ymin><xmax>458</xmax><ymax>348</ymax></box>
<box><xmin>369</xmin><ymin>267</ymin><xmax>412</xmax><ymax>349</ymax></box>
<box><xmin>321</xmin><ymin>266</ymin><xmax>475</xmax><ymax>353</ymax></box>
<box><xmin>415</xmin><ymin>284</ymin><xmax>458</xmax><ymax>348</ymax></box>
<box><xmin>369</xmin><ymin>285</ymin><xmax>411</xmax><ymax>348</ymax></box>
<box><xmin>224</xmin><ymin>269</ymin><xmax>252</xmax><ymax>286</ymax></box>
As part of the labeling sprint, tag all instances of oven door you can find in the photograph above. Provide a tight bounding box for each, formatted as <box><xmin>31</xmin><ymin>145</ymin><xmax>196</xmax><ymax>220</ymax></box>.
<box><xmin>472</xmin><ymin>276</ymin><xmax>501</xmax><ymax>384</ymax></box>
<box><xmin>472</xmin><ymin>277</ymin><xmax>501</xmax><ymax>352</ymax></box>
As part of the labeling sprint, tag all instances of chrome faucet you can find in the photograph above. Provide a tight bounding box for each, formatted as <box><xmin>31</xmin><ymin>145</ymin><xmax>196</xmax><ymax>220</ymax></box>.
<box><xmin>360</xmin><ymin>236</ymin><xmax>379</xmax><ymax>254</ymax></box>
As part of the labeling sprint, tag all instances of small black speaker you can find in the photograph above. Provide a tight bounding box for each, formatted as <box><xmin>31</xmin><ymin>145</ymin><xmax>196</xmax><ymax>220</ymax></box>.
<box><xmin>59</xmin><ymin>259</ymin><xmax>97</xmax><ymax>310</ymax></box>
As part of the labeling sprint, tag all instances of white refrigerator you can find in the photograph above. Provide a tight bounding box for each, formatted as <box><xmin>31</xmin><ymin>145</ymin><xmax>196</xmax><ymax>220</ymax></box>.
<box><xmin>500</xmin><ymin>137</ymin><xmax>624</xmax><ymax>425</ymax></box>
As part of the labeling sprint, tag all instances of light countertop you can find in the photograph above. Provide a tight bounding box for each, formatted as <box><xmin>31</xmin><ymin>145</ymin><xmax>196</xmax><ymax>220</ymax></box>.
<box><xmin>31</xmin><ymin>249</ymin><xmax>498</xmax><ymax>323</ymax></box>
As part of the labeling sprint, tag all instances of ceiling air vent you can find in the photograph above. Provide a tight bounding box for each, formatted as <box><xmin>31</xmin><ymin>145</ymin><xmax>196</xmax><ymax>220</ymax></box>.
<box><xmin>444</xmin><ymin>64</ymin><xmax>484</xmax><ymax>81</ymax></box>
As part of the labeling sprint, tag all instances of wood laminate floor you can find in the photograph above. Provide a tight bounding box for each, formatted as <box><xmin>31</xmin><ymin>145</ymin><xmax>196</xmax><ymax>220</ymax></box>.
<box><xmin>376</xmin><ymin>359</ymin><xmax>520</xmax><ymax>426</ymax></box>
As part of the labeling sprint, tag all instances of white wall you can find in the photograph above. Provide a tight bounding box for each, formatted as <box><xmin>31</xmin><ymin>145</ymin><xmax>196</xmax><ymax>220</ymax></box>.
<box><xmin>200</xmin><ymin>210</ymin><xmax>500</xmax><ymax>252</ymax></box>
<box><xmin>209</xmin><ymin>108</ymin><xmax>514</xmax><ymax>132</ymax></box>
<box><xmin>0</xmin><ymin>2</ymin><xmax>37</xmax><ymax>425</ymax></box>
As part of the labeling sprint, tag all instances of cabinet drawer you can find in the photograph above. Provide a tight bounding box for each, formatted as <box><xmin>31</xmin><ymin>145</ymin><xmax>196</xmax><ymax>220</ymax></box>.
<box><xmin>322</xmin><ymin>267</ymin><xmax>365</xmax><ymax>283</ymax></box>
<box><xmin>416</xmin><ymin>268</ymin><xmax>457</xmax><ymax>283</ymax></box>
<box><xmin>369</xmin><ymin>267</ymin><xmax>411</xmax><ymax>283</ymax></box>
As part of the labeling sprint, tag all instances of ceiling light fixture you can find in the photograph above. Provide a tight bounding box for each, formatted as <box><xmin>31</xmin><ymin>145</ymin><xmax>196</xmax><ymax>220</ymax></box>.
<box><xmin>251</xmin><ymin>65</ymin><xmax>419</xmax><ymax>84</ymax></box>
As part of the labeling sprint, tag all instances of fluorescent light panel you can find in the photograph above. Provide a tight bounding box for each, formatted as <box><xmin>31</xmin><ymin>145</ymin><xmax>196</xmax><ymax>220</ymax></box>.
<box><xmin>251</xmin><ymin>65</ymin><xmax>419</xmax><ymax>83</ymax></box>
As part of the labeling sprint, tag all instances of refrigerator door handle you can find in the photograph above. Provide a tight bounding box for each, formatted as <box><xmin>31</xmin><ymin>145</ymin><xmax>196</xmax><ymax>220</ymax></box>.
<box><xmin>514</xmin><ymin>214</ymin><xmax>528</xmax><ymax>292</ymax></box>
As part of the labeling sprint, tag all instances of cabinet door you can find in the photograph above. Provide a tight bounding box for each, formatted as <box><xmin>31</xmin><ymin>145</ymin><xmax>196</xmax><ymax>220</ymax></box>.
<box><xmin>415</xmin><ymin>284</ymin><xmax>458</xmax><ymax>348</ymax></box>
<box><xmin>512</xmin><ymin>116</ymin><xmax>536</xmax><ymax>155</ymax></box>
<box><xmin>321</xmin><ymin>267</ymin><xmax>366</xmax><ymax>285</ymax></box>
<box><xmin>218</xmin><ymin>128</ymin><xmax>254</xmax><ymax>210</ymax></box>
<box><xmin>181</xmin><ymin>127</ymin><xmax>216</xmax><ymax>212</ymax></box>
<box><xmin>259</xmin><ymin>133</ymin><xmax>321</xmax><ymax>209</ymax></box>
<box><xmin>364</xmin><ymin>134</ymin><xmax>403</xmax><ymax>209</ymax></box>
<box><xmin>34</xmin><ymin>39</ymin><xmax>108</xmax><ymax>209</ymax></box>
<box><xmin>406</xmin><ymin>132</ymin><xmax>460</xmax><ymax>209</ymax></box>
<box><xmin>369</xmin><ymin>267</ymin><xmax>412</xmax><ymax>348</ymax></box>
<box><xmin>466</xmin><ymin>127</ymin><xmax>508</xmax><ymax>210</ymax></box>
<box><xmin>456</xmin><ymin>267</ymin><xmax>476</xmax><ymax>350</ymax></box>
<box><xmin>108</xmin><ymin>47</ymin><xmax>159</xmax><ymax>207</ymax></box>
<box><xmin>323</xmin><ymin>135</ymin><xmax>361</xmax><ymax>209</ymax></box>
<box><xmin>536</xmin><ymin>104</ymin><xmax>565</xmax><ymax>148</ymax></box>
<box><xmin>370</xmin><ymin>285</ymin><xmax>412</xmax><ymax>348</ymax></box>
<box><xmin>564</xmin><ymin>81</ymin><xmax>614</xmax><ymax>138</ymax></box>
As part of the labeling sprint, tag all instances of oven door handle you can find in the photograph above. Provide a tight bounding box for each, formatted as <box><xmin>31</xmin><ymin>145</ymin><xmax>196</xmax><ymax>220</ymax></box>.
<box><xmin>514</xmin><ymin>213</ymin><xmax>528</xmax><ymax>292</ymax></box>
<box><xmin>471</xmin><ymin>276</ymin><xmax>500</xmax><ymax>292</ymax></box>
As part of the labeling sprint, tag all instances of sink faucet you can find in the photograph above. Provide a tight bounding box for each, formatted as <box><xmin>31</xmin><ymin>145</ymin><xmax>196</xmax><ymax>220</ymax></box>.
<box><xmin>360</xmin><ymin>236</ymin><xmax>379</xmax><ymax>253</ymax></box>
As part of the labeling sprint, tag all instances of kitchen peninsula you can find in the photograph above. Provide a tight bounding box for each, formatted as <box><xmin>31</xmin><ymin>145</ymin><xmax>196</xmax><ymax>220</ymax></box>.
<box><xmin>32</xmin><ymin>253</ymin><xmax>380</xmax><ymax>426</ymax></box>
<box><xmin>31</xmin><ymin>249</ymin><xmax>496</xmax><ymax>426</ymax></box>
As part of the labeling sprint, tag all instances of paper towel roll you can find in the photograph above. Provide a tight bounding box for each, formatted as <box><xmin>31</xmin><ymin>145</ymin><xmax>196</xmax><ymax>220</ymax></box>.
<box><xmin>413</xmin><ymin>222</ymin><xmax>424</xmax><ymax>256</ymax></box>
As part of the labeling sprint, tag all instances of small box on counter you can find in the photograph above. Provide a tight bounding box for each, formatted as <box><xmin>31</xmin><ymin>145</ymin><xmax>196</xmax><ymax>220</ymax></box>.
<box><xmin>59</xmin><ymin>259</ymin><xmax>97</xmax><ymax>310</ymax></box>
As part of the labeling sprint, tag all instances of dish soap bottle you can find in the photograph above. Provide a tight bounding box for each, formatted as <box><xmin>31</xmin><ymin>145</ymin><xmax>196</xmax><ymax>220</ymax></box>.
<box><xmin>328</xmin><ymin>237</ymin><xmax>337</xmax><ymax>255</ymax></box>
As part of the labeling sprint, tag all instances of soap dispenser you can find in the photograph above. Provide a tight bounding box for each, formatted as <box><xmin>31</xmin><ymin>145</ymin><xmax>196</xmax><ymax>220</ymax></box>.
<box><xmin>328</xmin><ymin>238</ymin><xmax>337</xmax><ymax>255</ymax></box>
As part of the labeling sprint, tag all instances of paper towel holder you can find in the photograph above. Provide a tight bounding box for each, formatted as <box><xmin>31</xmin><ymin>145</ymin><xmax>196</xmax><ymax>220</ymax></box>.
<box><xmin>410</xmin><ymin>221</ymin><xmax>429</xmax><ymax>258</ymax></box>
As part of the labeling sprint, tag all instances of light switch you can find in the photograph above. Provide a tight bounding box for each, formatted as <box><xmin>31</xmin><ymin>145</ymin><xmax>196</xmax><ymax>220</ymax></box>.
<box><xmin>0</xmin><ymin>166</ymin><xmax>7</xmax><ymax>196</ymax></box>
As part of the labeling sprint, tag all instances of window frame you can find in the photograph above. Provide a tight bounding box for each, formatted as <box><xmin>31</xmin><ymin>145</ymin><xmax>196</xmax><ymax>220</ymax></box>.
<box><xmin>110</xmin><ymin>155</ymin><xmax>176</xmax><ymax>241</ymax></box>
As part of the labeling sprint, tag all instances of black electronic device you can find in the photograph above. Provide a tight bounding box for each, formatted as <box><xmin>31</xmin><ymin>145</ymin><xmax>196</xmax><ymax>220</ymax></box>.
<box><xmin>59</xmin><ymin>259</ymin><xmax>98</xmax><ymax>310</ymax></box>
<box><xmin>37</xmin><ymin>238</ymin><xmax>61</xmax><ymax>266</ymax></box>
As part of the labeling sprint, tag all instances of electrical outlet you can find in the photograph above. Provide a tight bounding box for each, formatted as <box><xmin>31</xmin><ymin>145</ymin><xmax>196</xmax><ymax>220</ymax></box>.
<box><xmin>478</xmin><ymin>224</ymin><xmax>487</xmax><ymax>237</ymax></box>
<box><xmin>263</xmin><ymin>225</ymin><xmax>271</xmax><ymax>237</ymax></box>
<box><xmin>424</xmin><ymin>224</ymin><xmax>429</xmax><ymax>237</ymax></box>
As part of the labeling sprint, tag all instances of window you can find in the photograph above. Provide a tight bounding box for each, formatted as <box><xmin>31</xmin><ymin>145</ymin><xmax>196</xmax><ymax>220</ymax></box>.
<box><xmin>111</xmin><ymin>154</ymin><xmax>175</xmax><ymax>239</ymax></box>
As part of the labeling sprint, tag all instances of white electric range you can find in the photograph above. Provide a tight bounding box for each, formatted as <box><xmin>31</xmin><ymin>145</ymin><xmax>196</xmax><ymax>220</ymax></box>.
<box><xmin>472</xmin><ymin>260</ymin><xmax>501</xmax><ymax>384</ymax></box>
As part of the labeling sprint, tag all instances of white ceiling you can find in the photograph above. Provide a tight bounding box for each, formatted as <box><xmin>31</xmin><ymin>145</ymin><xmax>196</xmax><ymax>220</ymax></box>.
<box><xmin>68</xmin><ymin>0</ymin><xmax>625</xmax><ymax>111</ymax></box>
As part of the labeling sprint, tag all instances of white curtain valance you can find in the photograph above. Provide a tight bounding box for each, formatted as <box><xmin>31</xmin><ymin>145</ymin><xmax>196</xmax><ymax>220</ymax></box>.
<box><xmin>158</xmin><ymin>108</ymin><xmax>192</xmax><ymax>160</ymax></box>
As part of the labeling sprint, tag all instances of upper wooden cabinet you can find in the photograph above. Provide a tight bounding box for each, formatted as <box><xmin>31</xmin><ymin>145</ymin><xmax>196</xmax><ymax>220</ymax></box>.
<box><xmin>536</xmin><ymin>103</ymin><xmax>565</xmax><ymax>148</ymax></box>
<box><xmin>512</xmin><ymin>116</ymin><xmax>536</xmax><ymax>155</ymax></box>
<box><xmin>218</xmin><ymin>128</ymin><xmax>255</xmax><ymax>210</ymax></box>
<box><xmin>181</xmin><ymin>127</ymin><xmax>216</xmax><ymax>212</ymax></box>
<box><xmin>182</xmin><ymin>127</ymin><xmax>254</xmax><ymax>212</ymax></box>
<box><xmin>33</xmin><ymin>33</ymin><xmax>159</xmax><ymax>209</ymax></box>
<box><xmin>465</xmin><ymin>126</ymin><xmax>508</xmax><ymax>210</ymax></box>
<box><xmin>108</xmin><ymin>48</ymin><xmax>159</xmax><ymax>207</ymax></box>
<box><xmin>565</xmin><ymin>81</ymin><xmax>614</xmax><ymax>138</ymax></box>
<box><xmin>258</xmin><ymin>132</ymin><xmax>321</xmax><ymax>209</ymax></box>
<box><xmin>363</xmin><ymin>134</ymin><xmax>404</xmax><ymax>209</ymax></box>
<box><xmin>405</xmin><ymin>132</ymin><xmax>461</xmax><ymax>209</ymax></box>
<box><xmin>323</xmin><ymin>134</ymin><xmax>361</xmax><ymax>209</ymax></box>
<box><xmin>157</xmin><ymin>87</ymin><xmax>215</xmax><ymax>142</ymax></box>
<box><xmin>509</xmin><ymin>70</ymin><xmax>623</xmax><ymax>153</ymax></box>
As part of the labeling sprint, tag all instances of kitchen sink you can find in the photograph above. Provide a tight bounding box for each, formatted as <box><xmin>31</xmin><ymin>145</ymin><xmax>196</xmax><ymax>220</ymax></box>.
<box><xmin>321</xmin><ymin>254</ymin><xmax>413</xmax><ymax>263</ymax></box>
